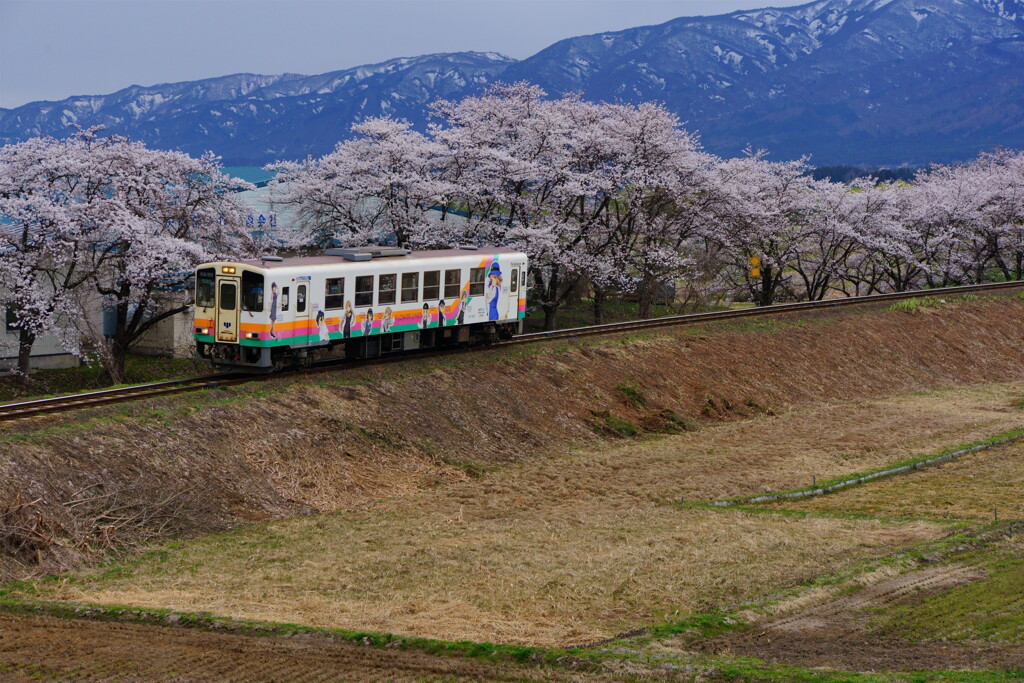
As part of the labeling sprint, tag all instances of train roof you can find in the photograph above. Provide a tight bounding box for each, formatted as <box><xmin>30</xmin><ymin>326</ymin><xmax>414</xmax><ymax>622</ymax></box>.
<box><xmin>214</xmin><ymin>247</ymin><xmax>525</xmax><ymax>271</ymax></box>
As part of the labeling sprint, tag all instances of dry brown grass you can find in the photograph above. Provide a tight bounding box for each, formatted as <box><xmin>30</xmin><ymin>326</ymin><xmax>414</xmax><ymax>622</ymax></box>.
<box><xmin>487</xmin><ymin>381</ymin><xmax>1024</xmax><ymax>505</ymax></box>
<box><xmin>779</xmin><ymin>438</ymin><xmax>1024</xmax><ymax>521</ymax></box>
<box><xmin>35</xmin><ymin>382</ymin><xmax>1024</xmax><ymax>647</ymax></box>
<box><xmin>52</xmin><ymin>506</ymin><xmax>940</xmax><ymax>648</ymax></box>
<box><xmin>4</xmin><ymin>297</ymin><xmax>1024</xmax><ymax>578</ymax></box>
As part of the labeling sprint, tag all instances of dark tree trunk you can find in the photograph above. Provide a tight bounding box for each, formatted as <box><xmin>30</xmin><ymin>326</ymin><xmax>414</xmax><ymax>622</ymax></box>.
<box><xmin>15</xmin><ymin>328</ymin><xmax>36</xmax><ymax>387</ymax></box>
<box><xmin>105</xmin><ymin>334</ymin><xmax>129</xmax><ymax>385</ymax></box>
<box><xmin>637</xmin><ymin>275</ymin><xmax>655</xmax><ymax>320</ymax></box>
<box><xmin>755</xmin><ymin>264</ymin><xmax>775</xmax><ymax>306</ymax></box>
<box><xmin>541</xmin><ymin>304</ymin><xmax>558</xmax><ymax>331</ymax></box>
<box><xmin>592</xmin><ymin>288</ymin><xmax>607</xmax><ymax>325</ymax></box>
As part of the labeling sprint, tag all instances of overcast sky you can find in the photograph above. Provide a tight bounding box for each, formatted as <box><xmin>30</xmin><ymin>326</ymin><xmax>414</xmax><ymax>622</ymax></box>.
<box><xmin>1</xmin><ymin>0</ymin><xmax>809</xmax><ymax>109</ymax></box>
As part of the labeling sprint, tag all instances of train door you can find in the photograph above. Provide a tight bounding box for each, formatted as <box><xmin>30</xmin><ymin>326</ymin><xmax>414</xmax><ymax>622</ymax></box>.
<box><xmin>294</xmin><ymin>277</ymin><xmax>311</xmax><ymax>345</ymax></box>
<box><xmin>507</xmin><ymin>261</ymin><xmax>525</xmax><ymax>322</ymax></box>
<box><xmin>216</xmin><ymin>277</ymin><xmax>240</xmax><ymax>342</ymax></box>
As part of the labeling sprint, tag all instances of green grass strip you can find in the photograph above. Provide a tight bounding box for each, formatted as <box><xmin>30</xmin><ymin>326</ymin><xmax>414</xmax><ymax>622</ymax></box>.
<box><xmin>711</xmin><ymin>428</ymin><xmax>1024</xmax><ymax>507</ymax></box>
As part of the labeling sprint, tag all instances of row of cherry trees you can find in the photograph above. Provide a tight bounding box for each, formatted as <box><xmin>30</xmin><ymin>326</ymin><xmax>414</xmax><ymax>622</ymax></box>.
<box><xmin>0</xmin><ymin>128</ymin><xmax>256</xmax><ymax>383</ymax></box>
<box><xmin>270</xmin><ymin>84</ymin><xmax>1024</xmax><ymax>329</ymax></box>
<box><xmin>3</xmin><ymin>84</ymin><xmax>1022</xmax><ymax>380</ymax></box>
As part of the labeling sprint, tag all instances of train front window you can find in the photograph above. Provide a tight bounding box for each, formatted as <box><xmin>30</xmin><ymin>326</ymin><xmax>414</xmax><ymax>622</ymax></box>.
<box><xmin>241</xmin><ymin>271</ymin><xmax>264</xmax><ymax>312</ymax></box>
<box><xmin>219</xmin><ymin>282</ymin><xmax>236</xmax><ymax>311</ymax></box>
<box><xmin>196</xmin><ymin>268</ymin><xmax>215</xmax><ymax>308</ymax></box>
<box><xmin>355</xmin><ymin>276</ymin><xmax>373</xmax><ymax>307</ymax></box>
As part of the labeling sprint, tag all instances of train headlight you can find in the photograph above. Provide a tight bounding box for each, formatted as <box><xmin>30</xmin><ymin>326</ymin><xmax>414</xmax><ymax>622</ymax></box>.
<box><xmin>221</xmin><ymin>266</ymin><xmax>236</xmax><ymax>274</ymax></box>
<box><xmin>195</xmin><ymin>326</ymin><xmax>210</xmax><ymax>335</ymax></box>
<box><xmin>246</xmin><ymin>332</ymin><xmax>260</xmax><ymax>339</ymax></box>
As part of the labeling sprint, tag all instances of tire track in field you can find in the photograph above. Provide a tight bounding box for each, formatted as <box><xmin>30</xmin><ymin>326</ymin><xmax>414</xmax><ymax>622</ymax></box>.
<box><xmin>766</xmin><ymin>563</ymin><xmax>985</xmax><ymax>637</ymax></box>
<box><xmin>696</xmin><ymin>563</ymin><xmax>1024</xmax><ymax>671</ymax></box>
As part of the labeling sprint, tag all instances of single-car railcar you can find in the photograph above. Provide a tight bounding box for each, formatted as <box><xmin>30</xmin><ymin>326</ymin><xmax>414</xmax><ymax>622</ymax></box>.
<box><xmin>193</xmin><ymin>246</ymin><xmax>528</xmax><ymax>370</ymax></box>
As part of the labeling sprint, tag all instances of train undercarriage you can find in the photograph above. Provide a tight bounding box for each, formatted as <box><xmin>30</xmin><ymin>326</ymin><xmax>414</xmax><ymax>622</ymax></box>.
<box><xmin>197</xmin><ymin>321</ymin><xmax>520</xmax><ymax>372</ymax></box>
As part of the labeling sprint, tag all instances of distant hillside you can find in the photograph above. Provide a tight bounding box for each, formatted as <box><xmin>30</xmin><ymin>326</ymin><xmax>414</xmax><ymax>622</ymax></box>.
<box><xmin>0</xmin><ymin>53</ymin><xmax>514</xmax><ymax>165</ymax></box>
<box><xmin>1</xmin><ymin>0</ymin><xmax>1022</xmax><ymax>166</ymax></box>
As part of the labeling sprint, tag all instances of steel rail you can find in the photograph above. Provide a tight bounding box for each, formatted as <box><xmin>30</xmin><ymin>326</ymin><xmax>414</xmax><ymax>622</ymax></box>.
<box><xmin>507</xmin><ymin>279</ymin><xmax>1024</xmax><ymax>344</ymax></box>
<box><xmin>0</xmin><ymin>374</ymin><xmax>246</xmax><ymax>422</ymax></box>
<box><xmin>1</xmin><ymin>279</ymin><xmax>1021</xmax><ymax>423</ymax></box>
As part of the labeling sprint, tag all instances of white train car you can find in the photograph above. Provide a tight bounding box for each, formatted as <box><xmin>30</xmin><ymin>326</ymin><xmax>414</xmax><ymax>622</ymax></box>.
<box><xmin>194</xmin><ymin>246</ymin><xmax>528</xmax><ymax>370</ymax></box>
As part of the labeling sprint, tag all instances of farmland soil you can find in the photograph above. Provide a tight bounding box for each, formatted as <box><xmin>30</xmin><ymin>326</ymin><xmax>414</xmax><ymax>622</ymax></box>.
<box><xmin>0</xmin><ymin>613</ymin><xmax>625</xmax><ymax>682</ymax></box>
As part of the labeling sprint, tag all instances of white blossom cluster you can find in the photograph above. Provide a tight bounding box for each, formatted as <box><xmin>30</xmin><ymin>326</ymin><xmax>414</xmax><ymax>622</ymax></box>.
<box><xmin>270</xmin><ymin>83</ymin><xmax>1024</xmax><ymax>327</ymax></box>
<box><xmin>0</xmin><ymin>128</ymin><xmax>259</xmax><ymax>382</ymax></box>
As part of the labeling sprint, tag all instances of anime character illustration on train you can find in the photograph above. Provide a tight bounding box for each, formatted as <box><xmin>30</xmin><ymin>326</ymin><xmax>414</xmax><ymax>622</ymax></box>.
<box><xmin>486</xmin><ymin>264</ymin><xmax>502</xmax><ymax>321</ymax></box>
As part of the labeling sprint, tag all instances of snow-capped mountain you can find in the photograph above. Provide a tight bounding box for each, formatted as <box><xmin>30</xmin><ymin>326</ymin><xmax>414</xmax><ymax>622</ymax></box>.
<box><xmin>2</xmin><ymin>0</ymin><xmax>1022</xmax><ymax>166</ymax></box>
<box><xmin>0</xmin><ymin>53</ymin><xmax>514</xmax><ymax>164</ymax></box>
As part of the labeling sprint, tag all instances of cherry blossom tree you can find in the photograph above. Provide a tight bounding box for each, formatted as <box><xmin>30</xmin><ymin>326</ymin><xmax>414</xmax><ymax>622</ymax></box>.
<box><xmin>432</xmin><ymin>84</ymin><xmax>714</xmax><ymax>328</ymax></box>
<box><xmin>706</xmin><ymin>151</ymin><xmax>819</xmax><ymax>306</ymax></box>
<box><xmin>591</xmin><ymin>102</ymin><xmax>715</xmax><ymax>320</ymax></box>
<box><xmin>268</xmin><ymin>118</ymin><xmax>450</xmax><ymax>249</ymax></box>
<box><xmin>956</xmin><ymin>150</ymin><xmax>1024</xmax><ymax>282</ymax></box>
<box><xmin>0</xmin><ymin>134</ymin><xmax>104</xmax><ymax>382</ymax></box>
<box><xmin>77</xmin><ymin>133</ymin><xmax>255</xmax><ymax>382</ymax></box>
<box><xmin>0</xmin><ymin>129</ymin><xmax>255</xmax><ymax>384</ymax></box>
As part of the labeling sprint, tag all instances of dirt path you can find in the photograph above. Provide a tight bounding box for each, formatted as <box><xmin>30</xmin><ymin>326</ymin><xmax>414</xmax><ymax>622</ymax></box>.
<box><xmin>697</xmin><ymin>564</ymin><xmax>1024</xmax><ymax>672</ymax></box>
<box><xmin>0</xmin><ymin>613</ymin><xmax>620</xmax><ymax>682</ymax></box>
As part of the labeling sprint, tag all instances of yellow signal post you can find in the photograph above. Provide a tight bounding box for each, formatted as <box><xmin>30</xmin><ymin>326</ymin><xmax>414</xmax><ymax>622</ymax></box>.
<box><xmin>749</xmin><ymin>255</ymin><xmax>761</xmax><ymax>278</ymax></box>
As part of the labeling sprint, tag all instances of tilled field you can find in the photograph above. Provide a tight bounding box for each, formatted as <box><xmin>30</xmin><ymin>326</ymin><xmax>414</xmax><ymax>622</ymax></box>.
<box><xmin>0</xmin><ymin>613</ymin><xmax>620</xmax><ymax>682</ymax></box>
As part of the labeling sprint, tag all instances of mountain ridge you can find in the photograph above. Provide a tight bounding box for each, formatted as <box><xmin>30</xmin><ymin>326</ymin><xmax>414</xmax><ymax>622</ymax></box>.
<box><xmin>2</xmin><ymin>0</ymin><xmax>1022</xmax><ymax>166</ymax></box>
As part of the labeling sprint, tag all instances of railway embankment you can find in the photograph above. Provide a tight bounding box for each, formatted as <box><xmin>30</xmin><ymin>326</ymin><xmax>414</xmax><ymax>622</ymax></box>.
<box><xmin>2</xmin><ymin>294</ymin><xmax>1024</xmax><ymax>578</ymax></box>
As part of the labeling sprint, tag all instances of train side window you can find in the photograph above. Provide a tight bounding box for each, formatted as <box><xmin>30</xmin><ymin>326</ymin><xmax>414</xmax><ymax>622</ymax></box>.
<box><xmin>401</xmin><ymin>272</ymin><xmax>419</xmax><ymax>303</ymax></box>
<box><xmin>196</xmin><ymin>268</ymin><xmax>215</xmax><ymax>308</ymax></box>
<box><xmin>242</xmin><ymin>271</ymin><xmax>264</xmax><ymax>312</ymax></box>
<box><xmin>469</xmin><ymin>267</ymin><xmax>485</xmax><ymax>296</ymax></box>
<box><xmin>297</xmin><ymin>285</ymin><xmax>307</xmax><ymax>313</ymax></box>
<box><xmin>378</xmin><ymin>273</ymin><xmax>396</xmax><ymax>305</ymax></box>
<box><xmin>444</xmin><ymin>269</ymin><xmax>461</xmax><ymax>298</ymax></box>
<box><xmin>355</xmin><ymin>275</ymin><xmax>374</xmax><ymax>307</ymax></box>
<box><xmin>423</xmin><ymin>270</ymin><xmax>440</xmax><ymax>300</ymax></box>
<box><xmin>521</xmin><ymin>270</ymin><xmax>527</xmax><ymax>287</ymax></box>
<box><xmin>325</xmin><ymin>277</ymin><xmax>344</xmax><ymax>309</ymax></box>
<box><xmin>510</xmin><ymin>268</ymin><xmax>519</xmax><ymax>294</ymax></box>
<box><xmin>281</xmin><ymin>286</ymin><xmax>290</xmax><ymax>312</ymax></box>
<box><xmin>220</xmin><ymin>282</ymin><xmax>237</xmax><ymax>311</ymax></box>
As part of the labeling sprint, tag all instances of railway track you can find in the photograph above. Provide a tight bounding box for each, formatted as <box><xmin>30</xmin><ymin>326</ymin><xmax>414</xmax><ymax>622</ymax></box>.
<box><xmin>0</xmin><ymin>374</ymin><xmax>246</xmax><ymax>423</ymax></box>
<box><xmin>2</xmin><ymin>279</ymin><xmax>1021</xmax><ymax>423</ymax></box>
<box><xmin>509</xmin><ymin>279</ymin><xmax>1024</xmax><ymax>344</ymax></box>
